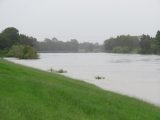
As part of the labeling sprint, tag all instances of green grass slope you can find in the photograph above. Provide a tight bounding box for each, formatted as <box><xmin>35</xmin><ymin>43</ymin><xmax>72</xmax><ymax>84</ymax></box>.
<box><xmin>0</xmin><ymin>60</ymin><xmax>160</xmax><ymax>120</ymax></box>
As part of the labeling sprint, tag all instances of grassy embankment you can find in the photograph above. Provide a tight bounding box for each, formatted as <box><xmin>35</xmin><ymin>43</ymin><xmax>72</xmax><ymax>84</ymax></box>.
<box><xmin>0</xmin><ymin>60</ymin><xmax>160</xmax><ymax>120</ymax></box>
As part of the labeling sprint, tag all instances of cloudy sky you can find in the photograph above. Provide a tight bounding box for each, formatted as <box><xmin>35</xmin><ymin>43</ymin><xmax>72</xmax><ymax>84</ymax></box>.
<box><xmin>0</xmin><ymin>0</ymin><xmax>160</xmax><ymax>43</ymax></box>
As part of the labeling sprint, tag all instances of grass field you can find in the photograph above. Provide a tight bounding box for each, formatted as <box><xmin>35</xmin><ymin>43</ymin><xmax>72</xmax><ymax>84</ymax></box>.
<box><xmin>0</xmin><ymin>59</ymin><xmax>160</xmax><ymax>120</ymax></box>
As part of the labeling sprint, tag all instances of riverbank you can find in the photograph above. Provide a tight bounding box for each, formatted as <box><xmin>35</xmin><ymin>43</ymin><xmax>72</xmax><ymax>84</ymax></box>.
<box><xmin>6</xmin><ymin>53</ymin><xmax>160</xmax><ymax>105</ymax></box>
<box><xmin>0</xmin><ymin>59</ymin><xmax>160</xmax><ymax>120</ymax></box>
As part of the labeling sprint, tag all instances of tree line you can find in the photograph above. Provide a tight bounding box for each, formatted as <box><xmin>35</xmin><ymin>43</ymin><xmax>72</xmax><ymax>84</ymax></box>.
<box><xmin>0</xmin><ymin>27</ymin><xmax>102</xmax><ymax>54</ymax></box>
<box><xmin>0</xmin><ymin>27</ymin><xmax>160</xmax><ymax>56</ymax></box>
<box><xmin>37</xmin><ymin>38</ymin><xmax>102</xmax><ymax>53</ymax></box>
<box><xmin>104</xmin><ymin>31</ymin><xmax>160</xmax><ymax>54</ymax></box>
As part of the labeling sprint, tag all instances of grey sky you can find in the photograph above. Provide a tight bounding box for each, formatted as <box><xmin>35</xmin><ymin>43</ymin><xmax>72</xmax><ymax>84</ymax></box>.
<box><xmin>0</xmin><ymin>0</ymin><xmax>160</xmax><ymax>43</ymax></box>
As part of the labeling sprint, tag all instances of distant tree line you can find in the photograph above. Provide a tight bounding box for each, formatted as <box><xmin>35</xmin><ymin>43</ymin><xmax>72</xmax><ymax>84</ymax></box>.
<box><xmin>0</xmin><ymin>27</ymin><xmax>102</xmax><ymax>57</ymax></box>
<box><xmin>0</xmin><ymin>27</ymin><xmax>160</xmax><ymax>56</ymax></box>
<box><xmin>104</xmin><ymin>31</ymin><xmax>160</xmax><ymax>54</ymax></box>
<box><xmin>37</xmin><ymin>38</ymin><xmax>102</xmax><ymax>53</ymax></box>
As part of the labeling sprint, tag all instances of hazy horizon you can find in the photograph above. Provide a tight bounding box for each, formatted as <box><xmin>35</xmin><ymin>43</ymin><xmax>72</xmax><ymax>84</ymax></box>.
<box><xmin>0</xmin><ymin>0</ymin><xmax>160</xmax><ymax>43</ymax></box>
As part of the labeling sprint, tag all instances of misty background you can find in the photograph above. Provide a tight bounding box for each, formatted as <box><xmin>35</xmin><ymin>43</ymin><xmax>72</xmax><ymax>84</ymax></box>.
<box><xmin>0</xmin><ymin>0</ymin><xmax>160</xmax><ymax>43</ymax></box>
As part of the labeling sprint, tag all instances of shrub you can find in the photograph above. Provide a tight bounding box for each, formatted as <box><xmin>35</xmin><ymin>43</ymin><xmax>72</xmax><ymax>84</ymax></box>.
<box><xmin>95</xmin><ymin>76</ymin><xmax>105</xmax><ymax>80</ymax></box>
<box><xmin>131</xmin><ymin>48</ymin><xmax>141</xmax><ymax>54</ymax></box>
<box><xmin>0</xmin><ymin>50</ymin><xmax>8</xmax><ymax>57</ymax></box>
<box><xmin>56</xmin><ymin>69</ymin><xmax>67</xmax><ymax>73</ymax></box>
<box><xmin>7</xmin><ymin>45</ymin><xmax>38</xmax><ymax>59</ymax></box>
<box><xmin>112</xmin><ymin>46</ymin><xmax>130</xmax><ymax>53</ymax></box>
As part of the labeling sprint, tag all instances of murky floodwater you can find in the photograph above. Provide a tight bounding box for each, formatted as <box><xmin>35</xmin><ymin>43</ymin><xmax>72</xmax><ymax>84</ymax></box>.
<box><xmin>7</xmin><ymin>53</ymin><xmax>160</xmax><ymax>105</ymax></box>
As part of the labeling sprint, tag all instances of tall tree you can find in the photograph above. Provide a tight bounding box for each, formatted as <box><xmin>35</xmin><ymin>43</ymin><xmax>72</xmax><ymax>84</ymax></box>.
<box><xmin>155</xmin><ymin>30</ymin><xmax>160</xmax><ymax>54</ymax></box>
<box><xmin>139</xmin><ymin>35</ymin><xmax>152</xmax><ymax>54</ymax></box>
<box><xmin>0</xmin><ymin>34</ymin><xmax>10</xmax><ymax>50</ymax></box>
<box><xmin>19</xmin><ymin>34</ymin><xmax>37</xmax><ymax>47</ymax></box>
<box><xmin>1</xmin><ymin>27</ymin><xmax>19</xmax><ymax>47</ymax></box>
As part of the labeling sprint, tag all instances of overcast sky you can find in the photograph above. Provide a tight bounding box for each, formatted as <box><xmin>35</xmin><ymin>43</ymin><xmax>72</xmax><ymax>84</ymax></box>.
<box><xmin>0</xmin><ymin>0</ymin><xmax>160</xmax><ymax>43</ymax></box>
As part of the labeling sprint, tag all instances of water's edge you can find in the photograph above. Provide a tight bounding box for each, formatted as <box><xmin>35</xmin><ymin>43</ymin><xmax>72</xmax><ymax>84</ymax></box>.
<box><xmin>5</xmin><ymin>53</ymin><xmax>160</xmax><ymax>106</ymax></box>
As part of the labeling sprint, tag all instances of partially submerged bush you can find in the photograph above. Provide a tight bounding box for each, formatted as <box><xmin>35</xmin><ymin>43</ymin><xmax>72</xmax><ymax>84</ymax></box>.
<box><xmin>56</xmin><ymin>69</ymin><xmax>67</xmax><ymax>73</ymax></box>
<box><xmin>95</xmin><ymin>76</ymin><xmax>105</xmax><ymax>80</ymax></box>
<box><xmin>7</xmin><ymin>45</ymin><xmax>38</xmax><ymax>59</ymax></box>
<box><xmin>48</xmin><ymin>68</ymin><xmax>67</xmax><ymax>73</ymax></box>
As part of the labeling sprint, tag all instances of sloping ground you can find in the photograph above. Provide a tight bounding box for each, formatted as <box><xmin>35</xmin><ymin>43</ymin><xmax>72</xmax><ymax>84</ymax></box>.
<box><xmin>0</xmin><ymin>60</ymin><xmax>160</xmax><ymax>120</ymax></box>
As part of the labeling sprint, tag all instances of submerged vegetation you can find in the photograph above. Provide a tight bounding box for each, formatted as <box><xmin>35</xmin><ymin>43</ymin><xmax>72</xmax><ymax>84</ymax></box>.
<box><xmin>95</xmin><ymin>76</ymin><xmax>105</xmax><ymax>80</ymax></box>
<box><xmin>49</xmin><ymin>68</ymin><xmax>67</xmax><ymax>73</ymax></box>
<box><xmin>0</xmin><ymin>60</ymin><xmax>160</xmax><ymax>120</ymax></box>
<box><xmin>56</xmin><ymin>69</ymin><xmax>67</xmax><ymax>73</ymax></box>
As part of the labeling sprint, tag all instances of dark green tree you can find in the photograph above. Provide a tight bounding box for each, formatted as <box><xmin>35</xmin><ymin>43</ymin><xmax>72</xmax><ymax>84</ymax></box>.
<box><xmin>19</xmin><ymin>34</ymin><xmax>37</xmax><ymax>47</ymax></box>
<box><xmin>139</xmin><ymin>35</ymin><xmax>152</xmax><ymax>54</ymax></box>
<box><xmin>1</xmin><ymin>27</ymin><xmax>20</xmax><ymax>48</ymax></box>
<box><xmin>0</xmin><ymin>34</ymin><xmax>10</xmax><ymax>50</ymax></box>
<box><xmin>155</xmin><ymin>30</ymin><xmax>160</xmax><ymax>54</ymax></box>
